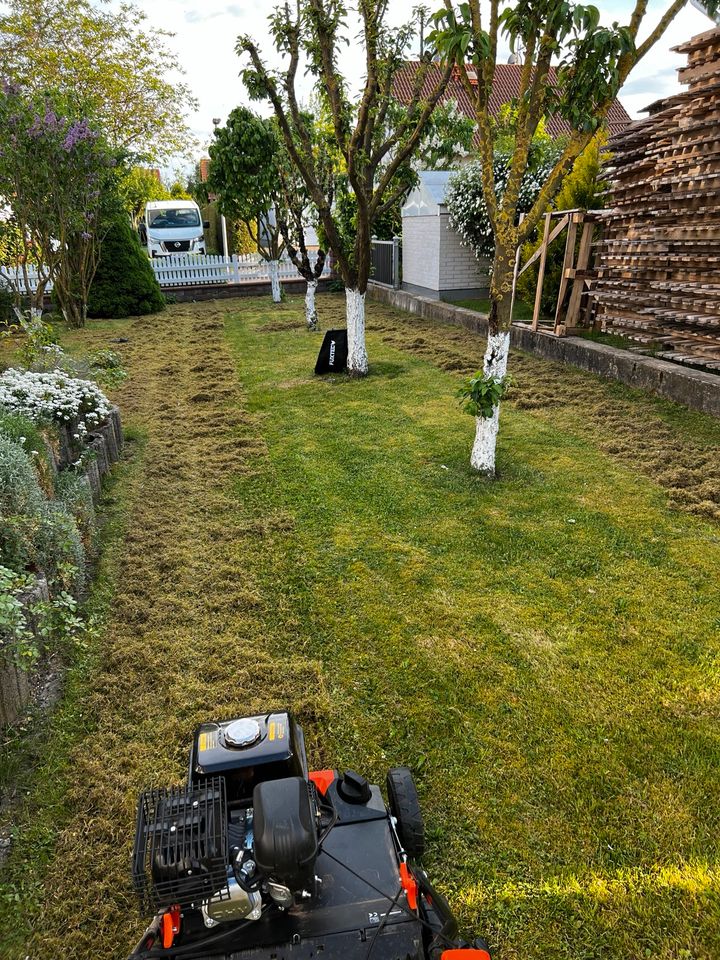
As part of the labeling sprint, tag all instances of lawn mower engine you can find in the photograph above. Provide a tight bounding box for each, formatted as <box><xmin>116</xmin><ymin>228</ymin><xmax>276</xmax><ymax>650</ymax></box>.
<box><xmin>130</xmin><ymin>712</ymin><xmax>491</xmax><ymax>960</ymax></box>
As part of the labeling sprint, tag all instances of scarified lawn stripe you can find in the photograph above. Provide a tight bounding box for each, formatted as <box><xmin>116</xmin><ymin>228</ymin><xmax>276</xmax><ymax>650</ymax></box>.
<box><xmin>0</xmin><ymin>302</ymin><xmax>330</xmax><ymax>959</ymax></box>
<box><xmin>365</xmin><ymin>301</ymin><xmax>720</xmax><ymax>522</ymax></box>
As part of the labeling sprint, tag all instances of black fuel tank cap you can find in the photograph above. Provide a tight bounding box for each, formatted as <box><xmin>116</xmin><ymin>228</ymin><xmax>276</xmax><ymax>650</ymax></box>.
<box><xmin>337</xmin><ymin>769</ymin><xmax>371</xmax><ymax>805</ymax></box>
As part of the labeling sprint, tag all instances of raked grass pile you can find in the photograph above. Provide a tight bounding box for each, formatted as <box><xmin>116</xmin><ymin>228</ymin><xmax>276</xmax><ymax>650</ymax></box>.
<box><xmin>1</xmin><ymin>293</ymin><xmax>719</xmax><ymax>959</ymax></box>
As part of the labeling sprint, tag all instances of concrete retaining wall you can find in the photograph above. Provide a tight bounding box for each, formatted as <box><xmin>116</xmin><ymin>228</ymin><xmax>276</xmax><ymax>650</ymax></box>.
<box><xmin>369</xmin><ymin>284</ymin><xmax>720</xmax><ymax>418</ymax></box>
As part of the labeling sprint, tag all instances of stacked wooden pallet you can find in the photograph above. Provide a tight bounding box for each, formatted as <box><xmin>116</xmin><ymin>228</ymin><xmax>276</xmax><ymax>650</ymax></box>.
<box><xmin>594</xmin><ymin>27</ymin><xmax>720</xmax><ymax>371</ymax></box>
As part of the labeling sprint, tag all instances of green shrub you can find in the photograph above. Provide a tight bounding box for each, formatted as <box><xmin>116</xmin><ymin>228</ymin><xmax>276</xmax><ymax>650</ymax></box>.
<box><xmin>0</xmin><ymin>434</ymin><xmax>44</xmax><ymax>515</ymax></box>
<box><xmin>55</xmin><ymin>471</ymin><xmax>95</xmax><ymax>550</ymax></box>
<box><xmin>0</xmin><ymin>408</ymin><xmax>56</xmax><ymax>496</ymax></box>
<box><xmin>33</xmin><ymin>503</ymin><xmax>86</xmax><ymax>595</ymax></box>
<box><xmin>87</xmin><ymin>214</ymin><xmax>165</xmax><ymax>318</ymax></box>
<box><xmin>0</xmin><ymin>564</ymin><xmax>39</xmax><ymax>667</ymax></box>
<box><xmin>517</xmin><ymin>133</ymin><xmax>610</xmax><ymax>318</ymax></box>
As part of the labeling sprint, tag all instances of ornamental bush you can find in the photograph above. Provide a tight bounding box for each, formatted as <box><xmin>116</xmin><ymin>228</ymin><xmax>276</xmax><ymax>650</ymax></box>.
<box><xmin>0</xmin><ymin>409</ymin><xmax>56</xmax><ymax>496</ymax></box>
<box><xmin>87</xmin><ymin>213</ymin><xmax>165</xmax><ymax>318</ymax></box>
<box><xmin>0</xmin><ymin>434</ymin><xmax>44</xmax><ymax>515</ymax></box>
<box><xmin>446</xmin><ymin>143</ymin><xmax>563</xmax><ymax>260</ymax></box>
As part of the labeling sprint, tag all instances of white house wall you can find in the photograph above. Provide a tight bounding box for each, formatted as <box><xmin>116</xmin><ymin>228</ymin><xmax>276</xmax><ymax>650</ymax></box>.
<box><xmin>402</xmin><ymin>215</ymin><xmax>441</xmax><ymax>292</ymax></box>
<box><xmin>437</xmin><ymin>212</ymin><xmax>491</xmax><ymax>298</ymax></box>
<box><xmin>401</xmin><ymin>210</ymin><xmax>490</xmax><ymax>301</ymax></box>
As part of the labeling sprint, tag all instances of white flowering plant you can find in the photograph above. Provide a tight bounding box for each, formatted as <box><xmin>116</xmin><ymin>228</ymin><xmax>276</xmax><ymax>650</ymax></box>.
<box><xmin>0</xmin><ymin>369</ymin><xmax>111</xmax><ymax>443</ymax></box>
<box><xmin>446</xmin><ymin>148</ymin><xmax>561</xmax><ymax>260</ymax></box>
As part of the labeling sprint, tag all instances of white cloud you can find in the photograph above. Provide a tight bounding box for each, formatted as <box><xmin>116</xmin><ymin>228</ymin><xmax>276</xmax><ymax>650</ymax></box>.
<box><xmin>113</xmin><ymin>0</ymin><xmax>718</xmax><ymax>166</ymax></box>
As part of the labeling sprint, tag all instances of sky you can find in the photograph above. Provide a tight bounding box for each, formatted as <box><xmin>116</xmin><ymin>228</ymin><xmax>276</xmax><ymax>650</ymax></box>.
<box><xmin>120</xmin><ymin>0</ymin><xmax>716</xmax><ymax>171</ymax></box>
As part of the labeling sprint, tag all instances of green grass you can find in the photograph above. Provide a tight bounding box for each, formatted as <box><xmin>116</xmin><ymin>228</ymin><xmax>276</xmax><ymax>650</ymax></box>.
<box><xmin>1</xmin><ymin>295</ymin><xmax>719</xmax><ymax>959</ymax></box>
<box><xmin>222</xmin><ymin>295</ymin><xmax>720</xmax><ymax>959</ymax></box>
<box><xmin>453</xmin><ymin>298</ymin><xmax>535</xmax><ymax>322</ymax></box>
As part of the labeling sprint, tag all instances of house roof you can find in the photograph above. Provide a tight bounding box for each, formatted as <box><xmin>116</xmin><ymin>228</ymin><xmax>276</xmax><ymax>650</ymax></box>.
<box><xmin>392</xmin><ymin>62</ymin><xmax>632</xmax><ymax>140</ymax></box>
<box><xmin>402</xmin><ymin>170</ymin><xmax>453</xmax><ymax>216</ymax></box>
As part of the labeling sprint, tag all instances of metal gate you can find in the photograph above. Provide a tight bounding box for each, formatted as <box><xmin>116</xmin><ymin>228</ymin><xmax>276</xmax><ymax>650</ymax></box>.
<box><xmin>370</xmin><ymin>237</ymin><xmax>400</xmax><ymax>289</ymax></box>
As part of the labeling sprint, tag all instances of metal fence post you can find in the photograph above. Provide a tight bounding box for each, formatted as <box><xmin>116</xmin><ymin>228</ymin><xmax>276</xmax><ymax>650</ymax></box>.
<box><xmin>392</xmin><ymin>236</ymin><xmax>400</xmax><ymax>289</ymax></box>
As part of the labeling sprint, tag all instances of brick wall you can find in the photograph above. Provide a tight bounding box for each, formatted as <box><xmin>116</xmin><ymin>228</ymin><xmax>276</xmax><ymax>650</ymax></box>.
<box><xmin>402</xmin><ymin>216</ymin><xmax>440</xmax><ymax>290</ymax></box>
<box><xmin>402</xmin><ymin>211</ymin><xmax>490</xmax><ymax>299</ymax></box>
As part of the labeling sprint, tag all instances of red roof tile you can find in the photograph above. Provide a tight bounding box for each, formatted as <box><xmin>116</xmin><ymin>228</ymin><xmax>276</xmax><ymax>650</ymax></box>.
<box><xmin>392</xmin><ymin>62</ymin><xmax>632</xmax><ymax>143</ymax></box>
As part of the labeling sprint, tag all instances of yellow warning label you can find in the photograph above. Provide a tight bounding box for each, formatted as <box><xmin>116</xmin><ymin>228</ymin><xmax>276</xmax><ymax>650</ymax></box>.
<box><xmin>269</xmin><ymin>721</ymin><xmax>276</xmax><ymax>741</ymax></box>
<box><xmin>198</xmin><ymin>729</ymin><xmax>218</xmax><ymax>752</ymax></box>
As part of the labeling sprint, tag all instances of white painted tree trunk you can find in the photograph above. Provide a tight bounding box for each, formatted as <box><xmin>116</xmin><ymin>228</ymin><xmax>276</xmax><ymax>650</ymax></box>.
<box><xmin>268</xmin><ymin>260</ymin><xmax>281</xmax><ymax>303</ymax></box>
<box><xmin>470</xmin><ymin>331</ymin><xmax>511</xmax><ymax>475</ymax></box>
<box><xmin>305</xmin><ymin>279</ymin><xmax>318</xmax><ymax>330</ymax></box>
<box><xmin>345</xmin><ymin>288</ymin><xmax>369</xmax><ymax>376</ymax></box>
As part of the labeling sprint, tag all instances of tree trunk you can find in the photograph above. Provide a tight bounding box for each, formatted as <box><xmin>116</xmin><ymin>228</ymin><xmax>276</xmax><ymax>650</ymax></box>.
<box><xmin>470</xmin><ymin>330</ymin><xmax>511</xmax><ymax>474</ymax></box>
<box><xmin>345</xmin><ymin>288</ymin><xmax>369</xmax><ymax>376</ymax></box>
<box><xmin>268</xmin><ymin>260</ymin><xmax>281</xmax><ymax>303</ymax></box>
<box><xmin>470</xmin><ymin>250</ymin><xmax>514</xmax><ymax>475</ymax></box>
<box><xmin>305</xmin><ymin>279</ymin><xmax>318</xmax><ymax>331</ymax></box>
<box><xmin>60</xmin><ymin>298</ymin><xmax>86</xmax><ymax>329</ymax></box>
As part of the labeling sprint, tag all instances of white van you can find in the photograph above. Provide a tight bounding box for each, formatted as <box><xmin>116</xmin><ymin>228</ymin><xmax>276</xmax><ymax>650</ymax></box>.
<box><xmin>140</xmin><ymin>200</ymin><xmax>208</xmax><ymax>257</ymax></box>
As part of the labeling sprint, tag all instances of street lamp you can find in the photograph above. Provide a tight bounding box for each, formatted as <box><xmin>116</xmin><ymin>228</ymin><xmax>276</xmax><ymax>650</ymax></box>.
<box><xmin>212</xmin><ymin>117</ymin><xmax>229</xmax><ymax>263</ymax></box>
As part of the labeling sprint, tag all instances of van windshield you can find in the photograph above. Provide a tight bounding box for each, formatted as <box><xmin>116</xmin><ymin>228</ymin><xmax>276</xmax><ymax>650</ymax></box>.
<box><xmin>148</xmin><ymin>208</ymin><xmax>201</xmax><ymax>229</ymax></box>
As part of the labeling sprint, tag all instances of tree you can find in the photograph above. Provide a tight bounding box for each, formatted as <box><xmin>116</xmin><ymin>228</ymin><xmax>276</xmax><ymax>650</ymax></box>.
<box><xmin>118</xmin><ymin>168</ymin><xmax>171</xmax><ymax>227</ymax></box>
<box><xmin>445</xmin><ymin>125</ymin><xmax>561</xmax><ymax>259</ymax></box>
<box><xmin>87</xmin><ymin>213</ymin><xmax>165</xmax><ymax>319</ymax></box>
<box><xmin>239</xmin><ymin>1</ymin><xmax>454</xmax><ymax>375</ymax></box>
<box><xmin>0</xmin><ymin>85</ymin><xmax>116</xmax><ymax>325</ymax></box>
<box><xmin>207</xmin><ymin>107</ymin><xmax>286</xmax><ymax>303</ymax></box>
<box><xmin>430</xmin><ymin>0</ymin><xmax>708</xmax><ymax>474</ymax></box>
<box><xmin>0</xmin><ymin>0</ymin><xmax>197</xmax><ymax>162</ymax></box>
<box><xmin>332</xmin><ymin>98</ymin><xmax>475</xmax><ymax>244</ymax></box>
<box><xmin>273</xmin><ymin>126</ymin><xmax>326</xmax><ymax>329</ymax></box>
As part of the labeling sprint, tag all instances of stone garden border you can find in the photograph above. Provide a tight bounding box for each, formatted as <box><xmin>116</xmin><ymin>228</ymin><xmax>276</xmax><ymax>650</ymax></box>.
<box><xmin>0</xmin><ymin>405</ymin><xmax>123</xmax><ymax>727</ymax></box>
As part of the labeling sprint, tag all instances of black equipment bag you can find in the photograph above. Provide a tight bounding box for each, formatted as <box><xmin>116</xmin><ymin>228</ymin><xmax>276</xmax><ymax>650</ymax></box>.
<box><xmin>314</xmin><ymin>329</ymin><xmax>348</xmax><ymax>375</ymax></box>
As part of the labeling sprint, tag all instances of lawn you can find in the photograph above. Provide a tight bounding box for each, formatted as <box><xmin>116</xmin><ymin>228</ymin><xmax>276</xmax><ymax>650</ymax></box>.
<box><xmin>1</xmin><ymin>293</ymin><xmax>719</xmax><ymax>960</ymax></box>
<box><xmin>453</xmin><ymin>298</ymin><xmax>534</xmax><ymax>323</ymax></box>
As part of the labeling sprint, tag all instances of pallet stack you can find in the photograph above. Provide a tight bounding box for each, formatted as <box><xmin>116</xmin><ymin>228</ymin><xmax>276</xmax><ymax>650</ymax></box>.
<box><xmin>593</xmin><ymin>27</ymin><xmax>720</xmax><ymax>371</ymax></box>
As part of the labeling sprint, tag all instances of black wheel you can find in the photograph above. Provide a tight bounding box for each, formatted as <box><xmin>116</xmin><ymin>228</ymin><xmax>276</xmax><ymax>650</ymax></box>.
<box><xmin>386</xmin><ymin>767</ymin><xmax>425</xmax><ymax>859</ymax></box>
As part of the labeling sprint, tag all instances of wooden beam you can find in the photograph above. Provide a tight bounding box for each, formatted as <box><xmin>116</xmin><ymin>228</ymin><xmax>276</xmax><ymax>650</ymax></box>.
<box><xmin>565</xmin><ymin>220</ymin><xmax>595</xmax><ymax>332</ymax></box>
<box><xmin>554</xmin><ymin>215</ymin><xmax>579</xmax><ymax>332</ymax></box>
<box><xmin>532</xmin><ymin>212</ymin><xmax>552</xmax><ymax>331</ymax></box>
<box><xmin>518</xmin><ymin>214</ymin><xmax>570</xmax><ymax>277</ymax></box>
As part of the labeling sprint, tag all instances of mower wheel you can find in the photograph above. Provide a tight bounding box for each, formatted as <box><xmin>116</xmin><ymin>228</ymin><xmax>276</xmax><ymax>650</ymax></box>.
<box><xmin>386</xmin><ymin>767</ymin><xmax>425</xmax><ymax>860</ymax></box>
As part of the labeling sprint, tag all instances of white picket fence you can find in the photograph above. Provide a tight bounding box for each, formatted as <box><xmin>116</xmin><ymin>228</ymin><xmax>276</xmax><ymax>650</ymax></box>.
<box><xmin>0</xmin><ymin>263</ymin><xmax>53</xmax><ymax>294</ymax></box>
<box><xmin>0</xmin><ymin>253</ymin><xmax>330</xmax><ymax>294</ymax></box>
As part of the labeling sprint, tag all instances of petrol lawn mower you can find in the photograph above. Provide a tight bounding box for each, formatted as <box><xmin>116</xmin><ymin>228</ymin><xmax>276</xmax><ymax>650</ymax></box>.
<box><xmin>129</xmin><ymin>711</ymin><xmax>491</xmax><ymax>960</ymax></box>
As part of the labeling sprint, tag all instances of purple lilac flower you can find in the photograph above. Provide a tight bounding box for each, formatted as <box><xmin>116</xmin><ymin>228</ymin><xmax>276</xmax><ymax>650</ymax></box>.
<box><xmin>44</xmin><ymin>108</ymin><xmax>59</xmax><ymax>132</ymax></box>
<box><xmin>27</xmin><ymin>114</ymin><xmax>44</xmax><ymax>138</ymax></box>
<box><xmin>62</xmin><ymin>118</ymin><xmax>98</xmax><ymax>151</ymax></box>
